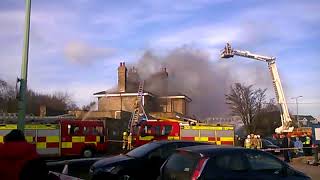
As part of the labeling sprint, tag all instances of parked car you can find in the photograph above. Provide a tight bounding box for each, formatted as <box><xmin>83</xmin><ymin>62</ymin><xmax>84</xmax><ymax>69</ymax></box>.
<box><xmin>261</xmin><ymin>139</ymin><xmax>281</xmax><ymax>155</ymax></box>
<box><xmin>90</xmin><ymin>140</ymin><xmax>210</xmax><ymax>180</ymax></box>
<box><xmin>264</xmin><ymin>137</ymin><xmax>283</xmax><ymax>147</ymax></box>
<box><xmin>159</xmin><ymin>145</ymin><xmax>310</xmax><ymax>180</ymax></box>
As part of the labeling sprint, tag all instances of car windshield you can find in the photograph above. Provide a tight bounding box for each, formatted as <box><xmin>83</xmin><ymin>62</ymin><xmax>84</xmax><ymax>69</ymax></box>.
<box><xmin>126</xmin><ymin>142</ymin><xmax>161</xmax><ymax>158</ymax></box>
<box><xmin>263</xmin><ymin>139</ymin><xmax>273</xmax><ymax>146</ymax></box>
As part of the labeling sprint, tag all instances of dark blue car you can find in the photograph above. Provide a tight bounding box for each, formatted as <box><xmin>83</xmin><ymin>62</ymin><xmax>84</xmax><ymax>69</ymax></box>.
<box><xmin>159</xmin><ymin>145</ymin><xmax>310</xmax><ymax>180</ymax></box>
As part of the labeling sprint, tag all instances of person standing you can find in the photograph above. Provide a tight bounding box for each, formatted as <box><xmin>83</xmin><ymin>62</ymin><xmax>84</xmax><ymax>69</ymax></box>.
<box><xmin>244</xmin><ymin>135</ymin><xmax>251</xmax><ymax>149</ymax></box>
<box><xmin>251</xmin><ymin>135</ymin><xmax>259</xmax><ymax>149</ymax></box>
<box><xmin>303</xmin><ymin>134</ymin><xmax>311</xmax><ymax>156</ymax></box>
<box><xmin>282</xmin><ymin>133</ymin><xmax>291</xmax><ymax>162</ymax></box>
<box><xmin>294</xmin><ymin>137</ymin><xmax>303</xmax><ymax>157</ymax></box>
<box><xmin>0</xmin><ymin>129</ymin><xmax>48</xmax><ymax>180</ymax></box>
<box><xmin>257</xmin><ymin>135</ymin><xmax>262</xmax><ymax>149</ymax></box>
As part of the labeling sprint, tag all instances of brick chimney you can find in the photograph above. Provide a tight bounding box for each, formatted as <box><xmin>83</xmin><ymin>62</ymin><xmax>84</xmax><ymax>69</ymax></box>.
<box><xmin>118</xmin><ymin>62</ymin><xmax>127</xmax><ymax>92</ymax></box>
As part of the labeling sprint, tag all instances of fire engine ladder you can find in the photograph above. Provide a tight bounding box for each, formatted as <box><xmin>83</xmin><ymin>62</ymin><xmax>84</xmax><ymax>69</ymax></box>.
<box><xmin>126</xmin><ymin>81</ymin><xmax>148</xmax><ymax>150</ymax></box>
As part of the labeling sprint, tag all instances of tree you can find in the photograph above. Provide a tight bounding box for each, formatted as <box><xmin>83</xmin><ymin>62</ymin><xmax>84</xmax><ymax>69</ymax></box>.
<box><xmin>225</xmin><ymin>83</ymin><xmax>267</xmax><ymax>134</ymax></box>
<box><xmin>0</xmin><ymin>79</ymin><xmax>16</xmax><ymax>113</ymax></box>
<box><xmin>82</xmin><ymin>101</ymin><xmax>96</xmax><ymax>111</ymax></box>
<box><xmin>0</xmin><ymin>78</ymin><xmax>78</xmax><ymax>115</ymax></box>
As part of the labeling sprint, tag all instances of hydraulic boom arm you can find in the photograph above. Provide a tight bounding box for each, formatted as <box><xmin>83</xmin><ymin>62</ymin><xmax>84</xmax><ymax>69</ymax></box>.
<box><xmin>221</xmin><ymin>43</ymin><xmax>294</xmax><ymax>133</ymax></box>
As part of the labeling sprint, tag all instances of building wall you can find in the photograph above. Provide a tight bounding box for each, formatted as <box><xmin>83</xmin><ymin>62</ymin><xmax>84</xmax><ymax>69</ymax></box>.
<box><xmin>172</xmin><ymin>99</ymin><xmax>186</xmax><ymax>115</ymax></box>
<box><xmin>159</xmin><ymin>98</ymin><xmax>187</xmax><ymax>115</ymax></box>
<box><xmin>98</xmin><ymin>95</ymin><xmax>159</xmax><ymax>113</ymax></box>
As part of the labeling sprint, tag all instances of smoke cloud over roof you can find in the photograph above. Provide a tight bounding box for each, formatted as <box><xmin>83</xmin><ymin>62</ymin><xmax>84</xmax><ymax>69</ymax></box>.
<box><xmin>130</xmin><ymin>46</ymin><xmax>272</xmax><ymax>118</ymax></box>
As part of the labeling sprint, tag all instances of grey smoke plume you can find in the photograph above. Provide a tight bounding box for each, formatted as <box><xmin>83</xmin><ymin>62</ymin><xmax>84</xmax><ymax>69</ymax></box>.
<box><xmin>132</xmin><ymin>46</ymin><xmax>272</xmax><ymax>118</ymax></box>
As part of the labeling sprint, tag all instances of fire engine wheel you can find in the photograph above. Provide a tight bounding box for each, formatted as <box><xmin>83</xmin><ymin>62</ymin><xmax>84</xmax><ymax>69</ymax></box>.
<box><xmin>82</xmin><ymin>148</ymin><xmax>94</xmax><ymax>158</ymax></box>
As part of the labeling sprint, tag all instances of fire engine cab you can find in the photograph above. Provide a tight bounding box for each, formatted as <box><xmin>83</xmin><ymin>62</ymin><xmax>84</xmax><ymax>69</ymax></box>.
<box><xmin>0</xmin><ymin>119</ymin><xmax>108</xmax><ymax>158</ymax></box>
<box><xmin>131</xmin><ymin>119</ymin><xmax>235</xmax><ymax>147</ymax></box>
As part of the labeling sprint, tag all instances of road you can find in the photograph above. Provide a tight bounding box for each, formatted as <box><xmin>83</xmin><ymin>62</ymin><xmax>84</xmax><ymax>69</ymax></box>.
<box><xmin>290</xmin><ymin>157</ymin><xmax>320</xmax><ymax>180</ymax></box>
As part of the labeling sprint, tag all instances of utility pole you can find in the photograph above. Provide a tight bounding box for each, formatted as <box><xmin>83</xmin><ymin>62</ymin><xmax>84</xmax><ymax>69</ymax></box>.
<box><xmin>292</xmin><ymin>96</ymin><xmax>303</xmax><ymax>127</ymax></box>
<box><xmin>18</xmin><ymin>0</ymin><xmax>32</xmax><ymax>132</ymax></box>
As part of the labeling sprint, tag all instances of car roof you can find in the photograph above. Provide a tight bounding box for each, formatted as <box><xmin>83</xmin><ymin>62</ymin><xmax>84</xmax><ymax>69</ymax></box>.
<box><xmin>177</xmin><ymin>145</ymin><xmax>248</xmax><ymax>157</ymax></box>
<box><xmin>152</xmin><ymin>140</ymin><xmax>211</xmax><ymax>145</ymax></box>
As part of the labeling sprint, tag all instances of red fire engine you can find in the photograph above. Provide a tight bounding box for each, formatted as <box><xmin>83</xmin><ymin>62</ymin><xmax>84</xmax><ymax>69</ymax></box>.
<box><xmin>131</xmin><ymin>119</ymin><xmax>235</xmax><ymax>147</ymax></box>
<box><xmin>0</xmin><ymin>119</ymin><xmax>108</xmax><ymax>157</ymax></box>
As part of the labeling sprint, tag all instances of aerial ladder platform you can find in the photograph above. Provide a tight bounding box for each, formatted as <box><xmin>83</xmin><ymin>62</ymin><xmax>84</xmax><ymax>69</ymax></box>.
<box><xmin>220</xmin><ymin>43</ymin><xmax>294</xmax><ymax>134</ymax></box>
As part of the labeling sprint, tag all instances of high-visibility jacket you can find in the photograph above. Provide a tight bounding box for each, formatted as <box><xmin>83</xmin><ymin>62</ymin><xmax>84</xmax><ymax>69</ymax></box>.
<box><xmin>244</xmin><ymin>139</ymin><xmax>251</xmax><ymax>148</ymax></box>
<box><xmin>257</xmin><ymin>139</ymin><xmax>262</xmax><ymax>149</ymax></box>
<box><xmin>304</xmin><ymin>136</ymin><xmax>311</xmax><ymax>145</ymax></box>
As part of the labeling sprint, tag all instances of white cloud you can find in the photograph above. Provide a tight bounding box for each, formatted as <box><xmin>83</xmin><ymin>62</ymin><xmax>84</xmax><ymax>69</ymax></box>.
<box><xmin>64</xmin><ymin>41</ymin><xmax>116</xmax><ymax>64</ymax></box>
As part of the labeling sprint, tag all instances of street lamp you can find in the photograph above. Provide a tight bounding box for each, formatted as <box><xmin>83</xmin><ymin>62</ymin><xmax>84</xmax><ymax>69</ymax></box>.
<box><xmin>291</xmin><ymin>96</ymin><xmax>303</xmax><ymax>127</ymax></box>
<box><xmin>18</xmin><ymin>0</ymin><xmax>32</xmax><ymax>132</ymax></box>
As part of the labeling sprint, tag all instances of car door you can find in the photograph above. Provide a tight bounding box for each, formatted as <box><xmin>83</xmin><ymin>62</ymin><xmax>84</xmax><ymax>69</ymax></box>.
<box><xmin>244</xmin><ymin>150</ymin><xmax>289</xmax><ymax>180</ymax></box>
<box><xmin>144</xmin><ymin>143</ymin><xmax>179</xmax><ymax>180</ymax></box>
<box><xmin>200</xmin><ymin>152</ymin><xmax>251</xmax><ymax>180</ymax></box>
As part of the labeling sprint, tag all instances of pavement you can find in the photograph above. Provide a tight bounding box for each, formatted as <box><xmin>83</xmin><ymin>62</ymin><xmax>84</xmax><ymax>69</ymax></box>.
<box><xmin>289</xmin><ymin>156</ymin><xmax>320</xmax><ymax>180</ymax></box>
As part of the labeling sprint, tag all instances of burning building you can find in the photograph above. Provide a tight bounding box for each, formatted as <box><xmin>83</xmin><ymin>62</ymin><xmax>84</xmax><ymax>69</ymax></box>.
<box><xmin>92</xmin><ymin>62</ymin><xmax>192</xmax><ymax>119</ymax></box>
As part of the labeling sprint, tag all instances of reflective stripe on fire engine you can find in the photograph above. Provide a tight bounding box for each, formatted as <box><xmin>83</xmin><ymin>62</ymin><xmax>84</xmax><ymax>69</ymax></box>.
<box><xmin>72</xmin><ymin>136</ymin><xmax>85</xmax><ymax>142</ymax></box>
<box><xmin>62</xmin><ymin>142</ymin><xmax>72</xmax><ymax>148</ymax></box>
<box><xmin>181</xmin><ymin>126</ymin><xmax>234</xmax><ymax>130</ymax></box>
<box><xmin>168</xmin><ymin>136</ymin><xmax>180</xmax><ymax>140</ymax></box>
<box><xmin>195</xmin><ymin>137</ymin><xmax>209</xmax><ymax>141</ymax></box>
<box><xmin>37</xmin><ymin>142</ymin><xmax>46</xmax><ymax>149</ymax></box>
<box><xmin>139</xmin><ymin>136</ymin><xmax>154</xmax><ymax>141</ymax></box>
<box><xmin>0</xmin><ymin>124</ymin><xmax>59</xmax><ymax>130</ymax></box>
<box><xmin>25</xmin><ymin>136</ymin><xmax>34</xmax><ymax>143</ymax></box>
<box><xmin>0</xmin><ymin>136</ymin><xmax>3</xmax><ymax>143</ymax></box>
<box><xmin>46</xmin><ymin>136</ymin><xmax>59</xmax><ymax>142</ymax></box>
<box><xmin>220</xmin><ymin>137</ymin><xmax>234</xmax><ymax>141</ymax></box>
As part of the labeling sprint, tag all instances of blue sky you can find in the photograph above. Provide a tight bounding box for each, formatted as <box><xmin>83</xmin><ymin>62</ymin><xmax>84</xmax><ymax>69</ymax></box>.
<box><xmin>0</xmin><ymin>0</ymin><xmax>319</xmax><ymax>117</ymax></box>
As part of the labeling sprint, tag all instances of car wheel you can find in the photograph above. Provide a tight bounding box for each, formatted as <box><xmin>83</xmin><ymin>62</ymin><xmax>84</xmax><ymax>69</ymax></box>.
<box><xmin>83</xmin><ymin>148</ymin><xmax>93</xmax><ymax>158</ymax></box>
<box><xmin>119</xmin><ymin>174</ymin><xmax>133</xmax><ymax>180</ymax></box>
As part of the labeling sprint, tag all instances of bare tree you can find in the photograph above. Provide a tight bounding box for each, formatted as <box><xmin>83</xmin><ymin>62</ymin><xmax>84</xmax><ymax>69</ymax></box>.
<box><xmin>0</xmin><ymin>79</ymin><xmax>16</xmax><ymax>112</ymax></box>
<box><xmin>82</xmin><ymin>101</ymin><xmax>96</xmax><ymax>111</ymax></box>
<box><xmin>225</xmin><ymin>83</ymin><xmax>267</xmax><ymax>134</ymax></box>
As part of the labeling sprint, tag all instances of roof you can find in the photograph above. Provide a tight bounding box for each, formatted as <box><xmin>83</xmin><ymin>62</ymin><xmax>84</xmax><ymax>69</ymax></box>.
<box><xmin>93</xmin><ymin>91</ymin><xmax>156</xmax><ymax>97</ymax></box>
<box><xmin>296</xmin><ymin>115</ymin><xmax>316</xmax><ymax>121</ymax></box>
<box><xmin>159</xmin><ymin>93</ymin><xmax>192</xmax><ymax>102</ymax></box>
<box><xmin>177</xmin><ymin>145</ymin><xmax>245</xmax><ymax>156</ymax></box>
<box><xmin>152</xmin><ymin>140</ymin><xmax>210</xmax><ymax>145</ymax></box>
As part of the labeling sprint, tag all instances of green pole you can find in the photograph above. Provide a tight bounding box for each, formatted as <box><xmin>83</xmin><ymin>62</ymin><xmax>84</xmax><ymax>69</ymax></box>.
<box><xmin>18</xmin><ymin>0</ymin><xmax>32</xmax><ymax>132</ymax></box>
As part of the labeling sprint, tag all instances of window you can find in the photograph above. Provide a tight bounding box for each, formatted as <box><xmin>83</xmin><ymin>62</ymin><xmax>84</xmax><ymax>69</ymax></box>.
<box><xmin>162</xmin><ymin>125</ymin><xmax>172</xmax><ymax>135</ymax></box>
<box><xmin>207</xmin><ymin>153</ymin><xmax>248</xmax><ymax>171</ymax></box>
<box><xmin>163</xmin><ymin>152</ymin><xmax>199</xmax><ymax>180</ymax></box>
<box><xmin>126</xmin><ymin>142</ymin><xmax>161</xmax><ymax>158</ymax></box>
<box><xmin>96</xmin><ymin>126</ymin><xmax>103</xmax><ymax>135</ymax></box>
<box><xmin>68</xmin><ymin>124</ymin><xmax>81</xmax><ymax>135</ymax></box>
<box><xmin>153</xmin><ymin>125</ymin><xmax>161</xmax><ymax>136</ymax></box>
<box><xmin>245</xmin><ymin>152</ymin><xmax>282</xmax><ymax>171</ymax></box>
<box><xmin>148</xmin><ymin>143</ymin><xmax>178</xmax><ymax>160</ymax></box>
<box><xmin>142</xmin><ymin>125</ymin><xmax>152</xmax><ymax>135</ymax></box>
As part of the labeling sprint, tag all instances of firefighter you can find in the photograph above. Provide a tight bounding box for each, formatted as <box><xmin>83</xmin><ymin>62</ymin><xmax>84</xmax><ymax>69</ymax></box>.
<box><xmin>257</xmin><ymin>135</ymin><xmax>262</xmax><ymax>149</ymax></box>
<box><xmin>303</xmin><ymin>133</ymin><xmax>311</xmax><ymax>156</ymax></box>
<box><xmin>244</xmin><ymin>135</ymin><xmax>251</xmax><ymax>148</ymax></box>
<box><xmin>122</xmin><ymin>131</ymin><xmax>128</xmax><ymax>150</ymax></box>
<box><xmin>127</xmin><ymin>133</ymin><xmax>132</xmax><ymax>150</ymax></box>
<box><xmin>251</xmin><ymin>135</ymin><xmax>259</xmax><ymax>149</ymax></box>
